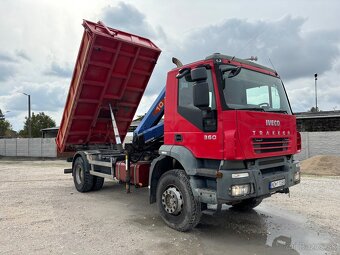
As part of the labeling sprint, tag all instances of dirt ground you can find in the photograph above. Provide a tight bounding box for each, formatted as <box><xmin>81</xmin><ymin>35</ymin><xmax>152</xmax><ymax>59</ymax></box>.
<box><xmin>0</xmin><ymin>159</ymin><xmax>339</xmax><ymax>255</ymax></box>
<box><xmin>300</xmin><ymin>155</ymin><xmax>340</xmax><ymax>176</ymax></box>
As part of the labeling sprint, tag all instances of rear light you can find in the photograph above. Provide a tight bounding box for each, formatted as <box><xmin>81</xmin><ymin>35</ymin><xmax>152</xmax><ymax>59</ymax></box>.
<box><xmin>297</xmin><ymin>132</ymin><xmax>301</xmax><ymax>152</ymax></box>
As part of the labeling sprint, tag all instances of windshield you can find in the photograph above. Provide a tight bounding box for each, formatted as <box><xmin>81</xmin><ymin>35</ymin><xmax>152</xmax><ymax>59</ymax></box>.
<box><xmin>220</xmin><ymin>65</ymin><xmax>292</xmax><ymax>114</ymax></box>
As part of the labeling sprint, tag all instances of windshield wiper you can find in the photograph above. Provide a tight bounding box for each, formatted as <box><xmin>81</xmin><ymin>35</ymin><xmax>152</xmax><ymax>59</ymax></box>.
<box><xmin>236</xmin><ymin>107</ymin><xmax>265</xmax><ymax>112</ymax></box>
<box><xmin>267</xmin><ymin>109</ymin><xmax>288</xmax><ymax>114</ymax></box>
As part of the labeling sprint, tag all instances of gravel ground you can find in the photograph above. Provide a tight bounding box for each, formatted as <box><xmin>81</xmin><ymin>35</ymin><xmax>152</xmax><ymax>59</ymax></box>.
<box><xmin>264</xmin><ymin>175</ymin><xmax>340</xmax><ymax>236</ymax></box>
<box><xmin>0</xmin><ymin>159</ymin><xmax>339</xmax><ymax>255</ymax></box>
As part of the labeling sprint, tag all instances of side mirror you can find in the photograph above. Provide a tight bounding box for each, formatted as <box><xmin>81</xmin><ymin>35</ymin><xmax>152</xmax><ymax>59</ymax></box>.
<box><xmin>191</xmin><ymin>67</ymin><xmax>207</xmax><ymax>81</ymax></box>
<box><xmin>176</xmin><ymin>68</ymin><xmax>191</xmax><ymax>79</ymax></box>
<box><xmin>193</xmin><ymin>82</ymin><xmax>209</xmax><ymax>109</ymax></box>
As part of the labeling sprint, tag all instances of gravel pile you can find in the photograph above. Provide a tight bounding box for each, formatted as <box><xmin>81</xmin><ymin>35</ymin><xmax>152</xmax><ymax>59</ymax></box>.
<box><xmin>300</xmin><ymin>155</ymin><xmax>340</xmax><ymax>176</ymax></box>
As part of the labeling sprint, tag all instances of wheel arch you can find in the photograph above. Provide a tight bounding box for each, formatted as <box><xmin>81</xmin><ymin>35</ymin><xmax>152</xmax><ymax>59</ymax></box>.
<box><xmin>149</xmin><ymin>145</ymin><xmax>198</xmax><ymax>204</ymax></box>
<box><xmin>72</xmin><ymin>151</ymin><xmax>89</xmax><ymax>174</ymax></box>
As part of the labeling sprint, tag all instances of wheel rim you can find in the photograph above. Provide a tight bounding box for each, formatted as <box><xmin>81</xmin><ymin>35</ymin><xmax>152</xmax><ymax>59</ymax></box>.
<box><xmin>161</xmin><ymin>186</ymin><xmax>183</xmax><ymax>215</ymax></box>
<box><xmin>75</xmin><ymin>165</ymin><xmax>84</xmax><ymax>185</ymax></box>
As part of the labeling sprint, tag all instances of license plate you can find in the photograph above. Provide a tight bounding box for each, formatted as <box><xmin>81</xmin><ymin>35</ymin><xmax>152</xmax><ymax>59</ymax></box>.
<box><xmin>270</xmin><ymin>178</ymin><xmax>286</xmax><ymax>189</ymax></box>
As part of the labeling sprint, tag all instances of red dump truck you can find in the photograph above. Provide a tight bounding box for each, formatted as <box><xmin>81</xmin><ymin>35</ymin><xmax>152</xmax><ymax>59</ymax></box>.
<box><xmin>57</xmin><ymin>20</ymin><xmax>301</xmax><ymax>231</ymax></box>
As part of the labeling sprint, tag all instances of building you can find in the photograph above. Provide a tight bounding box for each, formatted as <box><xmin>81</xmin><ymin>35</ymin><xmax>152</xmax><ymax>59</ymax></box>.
<box><xmin>295</xmin><ymin>111</ymin><xmax>340</xmax><ymax>132</ymax></box>
<box><xmin>41</xmin><ymin>127</ymin><xmax>59</xmax><ymax>138</ymax></box>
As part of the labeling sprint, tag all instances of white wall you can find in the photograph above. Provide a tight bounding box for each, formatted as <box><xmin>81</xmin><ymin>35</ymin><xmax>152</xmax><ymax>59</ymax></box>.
<box><xmin>16</xmin><ymin>139</ymin><xmax>29</xmax><ymax>156</ymax></box>
<box><xmin>295</xmin><ymin>131</ymin><xmax>340</xmax><ymax>161</ymax></box>
<box><xmin>0</xmin><ymin>138</ymin><xmax>56</xmax><ymax>157</ymax></box>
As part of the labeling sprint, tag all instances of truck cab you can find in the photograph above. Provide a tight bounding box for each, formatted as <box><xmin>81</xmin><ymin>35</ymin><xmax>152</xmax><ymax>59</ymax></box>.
<box><xmin>149</xmin><ymin>53</ymin><xmax>301</xmax><ymax>230</ymax></box>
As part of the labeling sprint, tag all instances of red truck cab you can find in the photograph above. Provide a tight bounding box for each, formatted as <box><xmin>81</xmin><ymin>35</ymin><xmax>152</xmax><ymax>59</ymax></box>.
<box><xmin>164</xmin><ymin>53</ymin><xmax>300</xmax><ymax>160</ymax></box>
<box><xmin>149</xmin><ymin>53</ymin><xmax>301</xmax><ymax>230</ymax></box>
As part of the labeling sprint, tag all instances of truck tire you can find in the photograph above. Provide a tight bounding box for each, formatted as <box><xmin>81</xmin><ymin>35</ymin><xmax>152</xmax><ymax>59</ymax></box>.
<box><xmin>156</xmin><ymin>169</ymin><xmax>201</xmax><ymax>232</ymax></box>
<box><xmin>92</xmin><ymin>176</ymin><xmax>104</xmax><ymax>191</ymax></box>
<box><xmin>231</xmin><ymin>198</ymin><xmax>263</xmax><ymax>211</ymax></box>
<box><xmin>73</xmin><ymin>156</ymin><xmax>93</xmax><ymax>192</ymax></box>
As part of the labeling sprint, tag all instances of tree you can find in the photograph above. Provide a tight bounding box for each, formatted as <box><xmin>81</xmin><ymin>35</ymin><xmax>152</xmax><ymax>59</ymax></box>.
<box><xmin>19</xmin><ymin>112</ymin><xmax>56</xmax><ymax>138</ymax></box>
<box><xmin>309</xmin><ymin>106</ymin><xmax>319</xmax><ymax>113</ymax></box>
<box><xmin>0</xmin><ymin>109</ymin><xmax>12</xmax><ymax>138</ymax></box>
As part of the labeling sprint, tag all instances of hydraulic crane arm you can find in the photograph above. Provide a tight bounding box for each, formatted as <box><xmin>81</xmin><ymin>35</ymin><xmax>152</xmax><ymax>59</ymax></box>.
<box><xmin>132</xmin><ymin>87</ymin><xmax>165</xmax><ymax>149</ymax></box>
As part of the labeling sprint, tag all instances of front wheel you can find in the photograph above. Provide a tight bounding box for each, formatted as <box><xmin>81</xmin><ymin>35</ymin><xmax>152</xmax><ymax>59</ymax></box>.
<box><xmin>231</xmin><ymin>197</ymin><xmax>263</xmax><ymax>211</ymax></box>
<box><xmin>156</xmin><ymin>169</ymin><xmax>201</xmax><ymax>232</ymax></box>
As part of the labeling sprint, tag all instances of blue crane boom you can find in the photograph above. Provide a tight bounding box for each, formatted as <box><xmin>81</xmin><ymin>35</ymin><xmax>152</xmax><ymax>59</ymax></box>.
<box><xmin>132</xmin><ymin>87</ymin><xmax>165</xmax><ymax>148</ymax></box>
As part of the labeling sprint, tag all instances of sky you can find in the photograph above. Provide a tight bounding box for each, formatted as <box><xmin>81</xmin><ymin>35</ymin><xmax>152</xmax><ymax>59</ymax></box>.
<box><xmin>0</xmin><ymin>0</ymin><xmax>339</xmax><ymax>131</ymax></box>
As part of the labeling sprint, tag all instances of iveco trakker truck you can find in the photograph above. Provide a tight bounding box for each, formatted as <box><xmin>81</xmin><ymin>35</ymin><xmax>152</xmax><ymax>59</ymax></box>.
<box><xmin>57</xmin><ymin>20</ymin><xmax>301</xmax><ymax>231</ymax></box>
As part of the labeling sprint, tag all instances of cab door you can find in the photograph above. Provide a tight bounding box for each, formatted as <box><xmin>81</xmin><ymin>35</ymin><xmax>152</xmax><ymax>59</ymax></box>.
<box><xmin>172</xmin><ymin>67</ymin><xmax>223</xmax><ymax>159</ymax></box>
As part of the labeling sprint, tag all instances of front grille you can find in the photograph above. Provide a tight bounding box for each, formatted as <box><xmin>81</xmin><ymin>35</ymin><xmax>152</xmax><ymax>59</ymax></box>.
<box><xmin>252</xmin><ymin>137</ymin><xmax>290</xmax><ymax>154</ymax></box>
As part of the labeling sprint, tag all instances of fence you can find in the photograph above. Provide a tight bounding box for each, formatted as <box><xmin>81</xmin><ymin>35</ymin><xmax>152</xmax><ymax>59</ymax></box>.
<box><xmin>0</xmin><ymin>132</ymin><xmax>339</xmax><ymax>160</ymax></box>
<box><xmin>0</xmin><ymin>138</ymin><xmax>56</xmax><ymax>157</ymax></box>
<box><xmin>295</xmin><ymin>131</ymin><xmax>340</xmax><ymax>161</ymax></box>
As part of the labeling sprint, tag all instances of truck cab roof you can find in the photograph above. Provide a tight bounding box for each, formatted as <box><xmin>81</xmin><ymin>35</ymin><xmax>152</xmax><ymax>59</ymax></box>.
<box><xmin>205</xmin><ymin>53</ymin><xmax>277</xmax><ymax>74</ymax></box>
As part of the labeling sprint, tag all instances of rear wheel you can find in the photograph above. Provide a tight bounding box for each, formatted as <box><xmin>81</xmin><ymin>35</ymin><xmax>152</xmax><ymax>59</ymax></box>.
<box><xmin>92</xmin><ymin>176</ymin><xmax>104</xmax><ymax>191</ymax></box>
<box><xmin>73</xmin><ymin>156</ymin><xmax>93</xmax><ymax>192</ymax></box>
<box><xmin>231</xmin><ymin>197</ymin><xmax>263</xmax><ymax>211</ymax></box>
<box><xmin>156</xmin><ymin>169</ymin><xmax>201</xmax><ymax>232</ymax></box>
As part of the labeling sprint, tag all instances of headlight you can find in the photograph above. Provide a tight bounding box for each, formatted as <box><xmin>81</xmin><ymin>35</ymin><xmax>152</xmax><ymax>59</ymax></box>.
<box><xmin>295</xmin><ymin>161</ymin><xmax>301</xmax><ymax>168</ymax></box>
<box><xmin>294</xmin><ymin>171</ymin><xmax>300</xmax><ymax>182</ymax></box>
<box><xmin>231</xmin><ymin>184</ymin><xmax>250</xmax><ymax>197</ymax></box>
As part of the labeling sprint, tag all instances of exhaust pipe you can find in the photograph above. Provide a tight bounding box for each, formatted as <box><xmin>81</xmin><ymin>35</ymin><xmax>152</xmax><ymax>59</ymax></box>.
<box><xmin>172</xmin><ymin>57</ymin><xmax>183</xmax><ymax>68</ymax></box>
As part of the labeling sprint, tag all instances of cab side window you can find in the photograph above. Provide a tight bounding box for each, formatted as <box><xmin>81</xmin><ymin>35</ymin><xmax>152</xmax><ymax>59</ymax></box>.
<box><xmin>177</xmin><ymin>69</ymin><xmax>217</xmax><ymax>132</ymax></box>
<box><xmin>178</xmin><ymin>78</ymin><xmax>194</xmax><ymax>108</ymax></box>
<box><xmin>178</xmin><ymin>71</ymin><xmax>216</xmax><ymax>109</ymax></box>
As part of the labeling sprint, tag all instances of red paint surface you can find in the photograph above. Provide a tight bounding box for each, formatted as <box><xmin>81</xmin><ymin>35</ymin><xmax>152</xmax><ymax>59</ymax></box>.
<box><xmin>115</xmin><ymin>161</ymin><xmax>150</xmax><ymax>187</ymax></box>
<box><xmin>164</xmin><ymin>60</ymin><xmax>298</xmax><ymax>160</ymax></box>
<box><xmin>56</xmin><ymin>20</ymin><xmax>161</xmax><ymax>152</ymax></box>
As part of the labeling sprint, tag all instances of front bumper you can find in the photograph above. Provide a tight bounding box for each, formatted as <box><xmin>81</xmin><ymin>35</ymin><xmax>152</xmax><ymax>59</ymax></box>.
<box><xmin>194</xmin><ymin>157</ymin><xmax>300</xmax><ymax>204</ymax></box>
<box><xmin>217</xmin><ymin>157</ymin><xmax>300</xmax><ymax>203</ymax></box>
